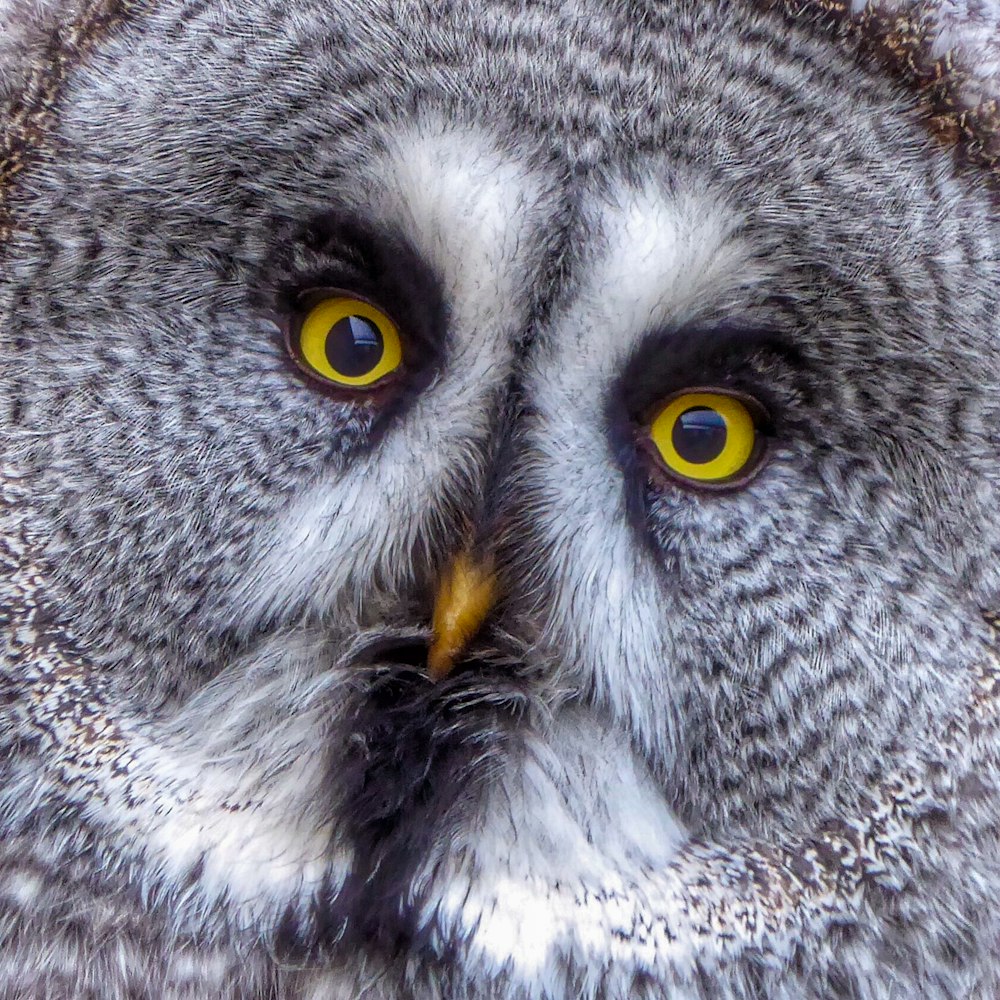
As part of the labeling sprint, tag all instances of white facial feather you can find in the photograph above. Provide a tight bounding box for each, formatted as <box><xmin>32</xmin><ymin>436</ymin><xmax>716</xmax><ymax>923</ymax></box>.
<box><xmin>12</xmin><ymin>623</ymin><xmax>354</xmax><ymax>931</ymax></box>
<box><xmin>419</xmin><ymin>707</ymin><xmax>686</xmax><ymax>982</ymax></box>
<box><xmin>240</xmin><ymin>121</ymin><xmax>555</xmax><ymax>625</ymax></box>
<box><xmin>521</xmin><ymin>180</ymin><xmax>757</xmax><ymax>763</ymax></box>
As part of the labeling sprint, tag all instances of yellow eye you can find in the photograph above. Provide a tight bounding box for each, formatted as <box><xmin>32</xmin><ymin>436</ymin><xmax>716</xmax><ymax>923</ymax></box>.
<box><xmin>648</xmin><ymin>391</ymin><xmax>763</xmax><ymax>486</ymax></box>
<box><xmin>292</xmin><ymin>296</ymin><xmax>402</xmax><ymax>388</ymax></box>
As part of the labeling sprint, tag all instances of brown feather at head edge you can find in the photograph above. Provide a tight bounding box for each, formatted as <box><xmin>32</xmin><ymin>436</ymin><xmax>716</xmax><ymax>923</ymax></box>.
<box><xmin>758</xmin><ymin>0</ymin><xmax>1000</xmax><ymax>180</ymax></box>
<box><xmin>0</xmin><ymin>0</ymin><xmax>148</xmax><ymax>247</ymax></box>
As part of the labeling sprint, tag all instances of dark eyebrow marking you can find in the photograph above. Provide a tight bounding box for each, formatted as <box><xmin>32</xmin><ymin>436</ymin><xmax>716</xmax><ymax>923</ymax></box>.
<box><xmin>245</xmin><ymin>209</ymin><xmax>452</xmax><ymax>446</ymax></box>
<box><xmin>253</xmin><ymin>208</ymin><xmax>451</xmax><ymax>375</ymax></box>
<box><xmin>604</xmin><ymin>323</ymin><xmax>800</xmax><ymax>547</ymax></box>
<box><xmin>262</xmin><ymin>211</ymin><xmax>447</xmax><ymax>346</ymax></box>
<box><xmin>612</xmin><ymin>322</ymin><xmax>804</xmax><ymax>424</ymax></box>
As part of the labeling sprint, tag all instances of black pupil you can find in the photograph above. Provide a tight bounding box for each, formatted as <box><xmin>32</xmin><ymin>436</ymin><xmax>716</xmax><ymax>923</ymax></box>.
<box><xmin>671</xmin><ymin>406</ymin><xmax>727</xmax><ymax>464</ymax></box>
<box><xmin>324</xmin><ymin>315</ymin><xmax>384</xmax><ymax>377</ymax></box>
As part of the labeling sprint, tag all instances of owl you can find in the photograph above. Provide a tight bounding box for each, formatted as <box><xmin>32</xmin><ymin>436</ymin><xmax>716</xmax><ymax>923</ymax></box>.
<box><xmin>3</xmin><ymin>0</ymin><xmax>1000</xmax><ymax>996</ymax></box>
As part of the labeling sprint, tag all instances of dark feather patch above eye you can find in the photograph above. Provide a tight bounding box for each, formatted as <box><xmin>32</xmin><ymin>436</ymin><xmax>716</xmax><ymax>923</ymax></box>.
<box><xmin>613</xmin><ymin>323</ymin><xmax>803</xmax><ymax>424</ymax></box>
<box><xmin>252</xmin><ymin>210</ymin><xmax>450</xmax><ymax>401</ymax></box>
<box><xmin>604</xmin><ymin>324</ymin><xmax>797</xmax><ymax>536</ymax></box>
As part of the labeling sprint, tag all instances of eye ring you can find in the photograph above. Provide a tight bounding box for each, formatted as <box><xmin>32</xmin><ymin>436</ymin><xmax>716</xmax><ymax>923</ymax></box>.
<box><xmin>287</xmin><ymin>290</ymin><xmax>403</xmax><ymax>390</ymax></box>
<box><xmin>645</xmin><ymin>388</ymin><xmax>768</xmax><ymax>491</ymax></box>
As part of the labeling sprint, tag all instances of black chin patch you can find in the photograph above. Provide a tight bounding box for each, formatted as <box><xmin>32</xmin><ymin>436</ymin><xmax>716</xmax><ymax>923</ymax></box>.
<box><xmin>318</xmin><ymin>643</ymin><xmax>535</xmax><ymax>958</ymax></box>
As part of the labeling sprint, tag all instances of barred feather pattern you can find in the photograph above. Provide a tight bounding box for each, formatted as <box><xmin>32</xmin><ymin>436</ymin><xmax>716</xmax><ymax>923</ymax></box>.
<box><xmin>3</xmin><ymin>467</ymin><xmax>1000</xmax><ymax>994</ymax></box>
<box><xmin>766</xmin><ymin>0</ymin><xmax>1000</xmax><ymax>171</ymax></box>
<box><xmin>0</xmin><ymin>0</ymin><xmax>146</xmax><ymax>243</ymax></box>
<box><xmin>3</xmin><ymin>0</ymin><xmax>1000</xmax><ymax>997</ymax></box>
<box><xmin>3</xmin><ymin>0</ymin><xmax>1000</xmax><ymax>231</ymax></box>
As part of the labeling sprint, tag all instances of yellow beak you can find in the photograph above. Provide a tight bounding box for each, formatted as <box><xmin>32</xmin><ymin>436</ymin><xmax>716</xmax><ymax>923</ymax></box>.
<box><xmin>427</xmin><ymin>551</ymin><xmax>497</xmax><ymax>680</ymax></box>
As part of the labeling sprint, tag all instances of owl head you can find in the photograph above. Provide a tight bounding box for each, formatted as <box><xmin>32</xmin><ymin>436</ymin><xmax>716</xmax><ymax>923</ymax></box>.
<box><xmin>3</xmin><ymin>0</ymin><xmax>1000</xmax><ymax>997</ymax></box>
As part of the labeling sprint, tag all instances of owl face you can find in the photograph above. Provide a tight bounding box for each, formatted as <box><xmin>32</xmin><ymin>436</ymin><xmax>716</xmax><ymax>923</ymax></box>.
<box><xmin>4</xmin><ymin>0</ymin><xmax>1000</xmax><ymax>989</ymax></box>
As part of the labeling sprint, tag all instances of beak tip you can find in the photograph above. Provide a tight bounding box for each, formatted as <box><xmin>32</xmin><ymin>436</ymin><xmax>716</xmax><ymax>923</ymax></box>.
<box><xmin>426</xmin><ymin>641</ymin><xmax>455</xmax><ymax>681</ymax></box>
